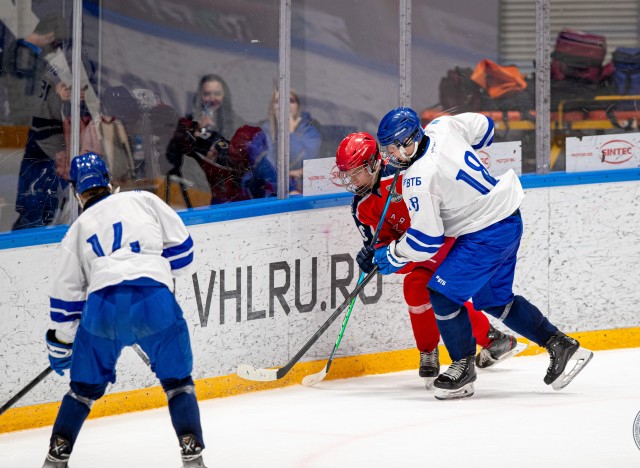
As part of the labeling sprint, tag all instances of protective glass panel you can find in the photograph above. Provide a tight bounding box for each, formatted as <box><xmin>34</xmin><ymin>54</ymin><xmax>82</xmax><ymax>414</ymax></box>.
<box><xmin>291</xmin><ymin>0</ymin><xmax>400</xmax><ymax>196</ymax></box>
<box><xmin>82</xmin><ymin>0</ymin><xmax>280</xmax><ymax>210</ymax></box>
<box><xmin>0</xmin><ymin>1</ymin><xmax>76</xmax><ymax>231</ymax></box>
<box><xmin>414</xmin><ymin>1</ymin><xmax>537</xmax><ymax>175</ymax></box>
<box><xmin>550</xmin><ymin>0</ymin><xmax>640</xmax><ymax>173</ymax></box>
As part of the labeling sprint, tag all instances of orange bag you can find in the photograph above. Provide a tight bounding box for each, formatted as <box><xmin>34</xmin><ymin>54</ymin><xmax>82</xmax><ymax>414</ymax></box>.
<box><xmin>471</xmin><ymin>59</ymin><xmax>527</xmax><ymax>99</ymax></box>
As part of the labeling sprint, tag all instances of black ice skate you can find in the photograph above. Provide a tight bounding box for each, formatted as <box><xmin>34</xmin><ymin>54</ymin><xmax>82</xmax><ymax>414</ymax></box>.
<box><xmin>476</xmin><ymin>325</ymin><xmax>527</xmax><ymax>369</ymax></box>
<box><xmin>544</xmin><ymin>331</ymin><xmax>593</xmax><ymax>390</ymax></box>
<box><xmin>419</xmin><ymin>347</ymin><xmax>440</xmax><ymax>389</ymax></box>
<box><xmin>180</xmin><ymin>433</ymin><xmax>208</xmax><ymax>468</ymax></box>
<box><xmin>42</xmin><ymin>435</ymin><xmax>71</xmax><ymax>468</ymax></box>
<box><xmin>433</xmin><ymin>354</ymin><xmax>477</xmax><ymax>400</ymax></box>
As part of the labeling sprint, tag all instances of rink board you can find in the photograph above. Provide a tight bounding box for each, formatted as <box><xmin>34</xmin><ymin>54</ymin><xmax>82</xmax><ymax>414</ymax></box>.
<box><xmin>0</xmin><ymin>178</ymin><xmax>639</xmax><ymax>432</ymax></box>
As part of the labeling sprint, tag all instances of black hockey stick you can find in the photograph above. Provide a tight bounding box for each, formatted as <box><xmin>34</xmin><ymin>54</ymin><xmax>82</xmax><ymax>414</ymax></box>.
<box><xmin>302</xmin><ymin>166</ymin><xmax>401</xmax><ymax>387</ymax></box>
<box><xmin>237</xmin><ymin>265</ymin><xmax>380</xmax><ymax>381</ymax></box>
<box><xmin>0</xmin><ymin>366</ymin><xmax>53</xmax><ymax>416</ymax></box>
<box><xmin>0</xmin><ymin>345</ymin><xmax>150</xmax><ymax>417</ymax></box>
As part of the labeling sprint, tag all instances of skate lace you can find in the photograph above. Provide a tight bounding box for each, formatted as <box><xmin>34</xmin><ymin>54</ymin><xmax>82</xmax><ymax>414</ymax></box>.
<box><xmin>420</xmin><ymin>349</ymin><xmax>438</xmax><ymax>367</ymax></box>
<box><xmin>477</xmin><ymin>348</ymin><xmax>492</xmax><ymax>366</ymax></box>
<box><xmin>443</xmin><ymin>359</ymin><xmax>467</xmax><ymax>379</ymax></box>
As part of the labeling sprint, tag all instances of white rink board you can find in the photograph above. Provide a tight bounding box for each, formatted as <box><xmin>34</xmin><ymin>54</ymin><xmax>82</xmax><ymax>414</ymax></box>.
<box><xmin>0</xmin><ymin>180</ymin><xmax>639</xmax><ymax>408</ymax></box>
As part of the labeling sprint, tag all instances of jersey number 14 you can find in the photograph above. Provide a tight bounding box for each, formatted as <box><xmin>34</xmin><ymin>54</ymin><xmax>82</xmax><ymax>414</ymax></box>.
<box><xmin>86</xmin><ymin>222</ymin><xmax>140</xmax><ymax>256</ymax></box>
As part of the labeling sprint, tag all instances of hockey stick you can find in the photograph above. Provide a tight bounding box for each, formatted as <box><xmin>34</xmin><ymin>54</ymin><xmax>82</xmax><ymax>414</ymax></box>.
<box><xmin>237</xmin><ymin>265</ymin><xmax>380</xmax><ymax>381</ymax></box>
<box><xmin>302</xmin><ymin>167</ymin><xmax>402</xmax><ymax>387</ymax></box>
<box><xmin>0</xmin><ymin>366</ymin><xmax>53</xmax><ymax>416</ymax></box>
<box><xmin>0</xmin><ymin>344</ymin><xmax>150</xmax><ymax>417</ymax></box>
<box><xmin>132</xmin><ymin>343</ymin><xmax>151</xmax><ymax>366</ymax></box>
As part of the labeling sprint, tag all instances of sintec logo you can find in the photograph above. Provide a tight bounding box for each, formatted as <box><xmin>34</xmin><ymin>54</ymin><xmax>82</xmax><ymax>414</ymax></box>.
<box><xmin>599</xmin><ymin>139</ymin><xmax>635</xmax><ymax>164</ymax></box>
<box><xmin>478</xmin><ymin>150</ymin><xmax>491</xmax><ymax>169</ymax></box>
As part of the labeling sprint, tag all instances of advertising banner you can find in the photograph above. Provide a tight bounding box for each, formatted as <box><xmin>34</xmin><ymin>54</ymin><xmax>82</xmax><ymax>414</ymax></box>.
<box><xmin>303</xmin><ymin>158</ymin><xmax>345</xmax><ymax>196</ymax></box>
<box><xmin>566</xmin><ymin>133</ymin><xmax>640</xmax><ymax>172</ymax></box>
<box><xmin>303</xmin><ymin>140</ymin><xmax>522</xmax><ymax>196</ymax></box>
<box><xmin>477</xmin><ymin>140</ymin><xmax>522</xmax><ymax>176</ymax></box>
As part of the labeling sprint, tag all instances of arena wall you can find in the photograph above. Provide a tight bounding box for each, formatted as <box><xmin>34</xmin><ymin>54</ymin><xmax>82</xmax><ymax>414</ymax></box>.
<box><xmin>1</xmin><ymin>174</ymin><xmax>639</xmax><ymax>432</ymax></box>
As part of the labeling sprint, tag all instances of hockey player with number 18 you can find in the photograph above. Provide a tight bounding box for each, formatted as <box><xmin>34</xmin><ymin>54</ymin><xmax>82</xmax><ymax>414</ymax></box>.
<box><xmin>42</xmin><ymin>152</ymin><xmax>207</xmax><ymax>467</ymax></box>
<box><xmin>336</xmin><ymin>132</ymin><xmax>523</xmax><ymax>388</ymax></box>
<box><xmin>358</xmin><ymin>108</ymin><xmax>593</xmax><ymax>400</ymax></box>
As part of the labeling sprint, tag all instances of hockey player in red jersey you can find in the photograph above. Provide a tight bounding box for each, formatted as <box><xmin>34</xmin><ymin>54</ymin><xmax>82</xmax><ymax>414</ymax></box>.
<box><xmin>336</xmin><ymin>132</ymin><xmax>523</xmax><ymax>387</ymax></box>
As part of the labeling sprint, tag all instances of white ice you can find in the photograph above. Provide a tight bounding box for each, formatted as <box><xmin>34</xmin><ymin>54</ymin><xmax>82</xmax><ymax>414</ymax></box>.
<box><xmin>1</xmin><ymin>348</ymin><xmax>639</xmax><ymax>468</ymax></box>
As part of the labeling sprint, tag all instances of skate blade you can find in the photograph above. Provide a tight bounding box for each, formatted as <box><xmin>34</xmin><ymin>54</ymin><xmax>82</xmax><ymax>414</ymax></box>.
<box><xmin>478</xmin><ymin>341</ymin><xmax>528</xmax><ymax>369</ymax></box>
<box><xmin>423</xmin><ymin>377</ymin><xmax>436</xmax><ymax>390</ymax></box>
<box><xmin>551</xmin><ymin>347</ymin><xmax>593</xmax><ymax>391</ymax></box>
<box><xmin>434</xmin><ymin>382</ymin><xmax>475</xmax><ymax>400</ymax></box>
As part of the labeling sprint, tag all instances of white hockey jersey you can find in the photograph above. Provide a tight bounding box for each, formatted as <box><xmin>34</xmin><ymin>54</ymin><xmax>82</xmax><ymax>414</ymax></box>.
<box><xmin>49</xmin><ymin>190</ymin><xmax>194</xmax><ymax>342</ymax></box>
<box><xmin>391</xmin><ymin>113</ymin><xmax>525</xmax><ymax>264</ymax></box>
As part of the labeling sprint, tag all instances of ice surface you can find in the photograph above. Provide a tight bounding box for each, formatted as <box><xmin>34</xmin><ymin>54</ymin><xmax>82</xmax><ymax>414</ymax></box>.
<box><xmin>1</xmin><ymin>348</ymin><xmax>639</xmax><ymax>467</ymax></box>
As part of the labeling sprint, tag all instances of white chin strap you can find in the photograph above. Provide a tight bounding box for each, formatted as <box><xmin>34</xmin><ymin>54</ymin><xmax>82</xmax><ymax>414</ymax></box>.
<box><xmin>75</xmin><ymin>184</ymin><xmax>115</xmax><ymax>209</ymax></box>
<box><xmin>74</xmin><ymin>191</ymin><xmax>84</xmax><ymax>208</ymax></box>
<box><xmin>402</xmin><ymin>142</ymin><xmax>419</xmax><ymax>160</ymax></box>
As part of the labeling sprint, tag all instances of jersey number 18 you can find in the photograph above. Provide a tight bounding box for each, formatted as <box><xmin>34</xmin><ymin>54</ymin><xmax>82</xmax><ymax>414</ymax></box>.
<box><xmin>455</xmin><ymin>150</ymin><xmax>497</xmax><ymax>195</ymax></box>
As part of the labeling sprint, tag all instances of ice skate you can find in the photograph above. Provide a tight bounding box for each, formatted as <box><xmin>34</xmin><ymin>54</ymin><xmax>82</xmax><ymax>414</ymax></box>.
<box><xmin>42</xmin><ymin>435</ymin><xmax>70</xmax><ymax>468</ymax></box>
<box><xmin>543</xmin><ymin>331</ymin><xmax>593</xmax><ymax>390</ymax></box>
<box><xmin>476</xmin><ymin>325</ymin><xmax>527</xmax><ymax>369</ymax></box>
<box><xmin>180</xmin><ymin>434</ymin><xmax>207</xmax><ymax>468</ymax></box>
<box><xmin>419</xmin><ymin>347</ymin><xmax>440</xmax><ymax>389</ymax></box>
<box><xmin>433</xmin><ymin>354</ymin><xmax>476</xmax><ymax>400</ymax></box>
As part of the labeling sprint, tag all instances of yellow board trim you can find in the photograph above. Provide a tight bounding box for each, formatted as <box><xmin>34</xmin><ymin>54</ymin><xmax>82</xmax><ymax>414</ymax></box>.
<box><xmin>2</xmin><ymin>327</ymin><xmax>639</xmax><ymax>434</ymax></box>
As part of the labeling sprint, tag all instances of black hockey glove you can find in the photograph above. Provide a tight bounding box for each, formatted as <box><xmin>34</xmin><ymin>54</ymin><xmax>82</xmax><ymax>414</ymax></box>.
<box><xmin>356</xmin><ymin>245</ymin><xmax>376</xmax><ymax>274</ymax></box>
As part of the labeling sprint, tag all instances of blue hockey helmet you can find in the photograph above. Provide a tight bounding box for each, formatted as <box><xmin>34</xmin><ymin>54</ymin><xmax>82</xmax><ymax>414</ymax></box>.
<box><xmin>69</xmin><ymin>152</ymin><xmax>112</xmax><ymax>195</ymax></box>
<box><xmin>376</xmin><ymin>107</ymin><xmax>424</xmax><ymax>147</ymax></box>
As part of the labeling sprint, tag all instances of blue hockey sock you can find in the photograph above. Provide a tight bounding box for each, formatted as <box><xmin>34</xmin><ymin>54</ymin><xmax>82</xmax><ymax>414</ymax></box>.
<box><xmin>163</xmin><ymin>377</ymin><xmax>204</xmax><ymax>447</ymax></box>
<box><xmin>483</xmin><ymin>295</ymin><xmax>558</xmax><ymax>346</ymax></box>
<box><xmin>429</xmin><ymin>289</ymin><xmax>476</xmax><ymax>361</ymax></box>
<box><xmin>51</xmin><ymin>394</ymin><xmax>92</xmax><ymax>450</ymax></box>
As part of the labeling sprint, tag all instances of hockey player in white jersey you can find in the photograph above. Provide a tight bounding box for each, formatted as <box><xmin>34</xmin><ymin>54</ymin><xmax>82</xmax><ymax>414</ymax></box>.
<box><xmin>43</xmin><ymin>152</ymin><xmax>207</xmax><ymax>467</ymax></box>
<box><xmin>357</xmin><ymin>108</ymin><xmax>593</xmax><ymax>400</ymax></box>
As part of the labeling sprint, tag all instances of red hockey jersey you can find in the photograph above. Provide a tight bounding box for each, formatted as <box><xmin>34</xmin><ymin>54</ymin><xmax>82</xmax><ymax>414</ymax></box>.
<box><xmin>351</xmin><ymin>163</ymin><xmax>453</xmax><ymax>273</ymax></box>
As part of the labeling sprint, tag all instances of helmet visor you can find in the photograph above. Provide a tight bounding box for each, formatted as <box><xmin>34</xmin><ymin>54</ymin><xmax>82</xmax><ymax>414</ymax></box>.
<box><xmin>338</xmin><ymin>165</ymin><xmax>375</xmax><ymax>196</ymax></box>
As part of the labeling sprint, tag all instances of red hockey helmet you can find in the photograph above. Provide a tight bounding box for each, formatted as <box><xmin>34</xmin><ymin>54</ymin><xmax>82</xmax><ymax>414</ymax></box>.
<box><xmin>335</xmin><ymin>132</ymin><xmax>381</xmax><ymax>195</ymax></box>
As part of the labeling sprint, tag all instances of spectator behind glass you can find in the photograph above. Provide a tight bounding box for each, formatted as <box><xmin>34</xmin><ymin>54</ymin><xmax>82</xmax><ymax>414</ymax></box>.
<box><xmin>192</xmin><ymin>73</ymin><xmax>244</xmax><ymax>141</ymax></box>
<box><xmin>184</xmin><ymin>125</ymin><xmax>276</xmax><ymax>205</ymax></box>
<box><xmin>231</xmin><ymin>125</ymin><xmax>277</xmax><ymax>200</ymax></box>
<box><xmin>165</xmin><ymin>74</ymin><xmax>243</xmax><ymax>194</ymax></box>
<box><xmin>260</xmin><ymin>89</ymin><xmax>321</xmax><ymax>194</ymax></box>
<box><xmin>97</xmin><ymin>85</ymin><xmax>141</xmax><ymax>182</ymax></box>
<box><xmin>0</xmin><ymin>13</ymin><xmax>68</xmax><ymax>125</ymax></box>
<box><xmin>12</xmin><ymin>75</ymin><xmax>80</xmax><ymax>230</ymax></box>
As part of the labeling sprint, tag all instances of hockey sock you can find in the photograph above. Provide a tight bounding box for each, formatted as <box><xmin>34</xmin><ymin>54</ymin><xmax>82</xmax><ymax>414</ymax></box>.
<box><xmin>163</xmin><ymin>377</ymin><xmax>204</xmax><ymax>448</ymax></box>
<box><xmin>408</xmin><ymin>304</ymin><xmax>440</xmax><ymax>352</ymax></box>
<box><xmin>467</xmin><ymin>302</ymin><xmax>492</xmax><ymax>348</ymax></box>
<box><xmin>483</xmin><ymin>295</ymin><xmax>557</xmax><ymax>346</ymax></box>
<box><xmin>51</xmin><ymin>394</ymin><xmax>92</xmax><ymax>450</ymax></box>
<box><xmin>429</xmin><ymin>289</ymin><xmax>475</xmax><ymax>361</ymax></box>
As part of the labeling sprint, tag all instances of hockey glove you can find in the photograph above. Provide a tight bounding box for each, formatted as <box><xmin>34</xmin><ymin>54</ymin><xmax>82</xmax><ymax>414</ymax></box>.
<box><xmin>46</xmin><ymin>329</ymin><xmax>73</xmax><ymax>376</ymax></box>
<box><xmin>356</xmin><ymin>245</ymin><xmax>376</xmax><ymax>274</ymax></box>
<box><xmin>373</xmin><ymin>241</ymin><xmax>408</xmax><ymax>275</ymax></box>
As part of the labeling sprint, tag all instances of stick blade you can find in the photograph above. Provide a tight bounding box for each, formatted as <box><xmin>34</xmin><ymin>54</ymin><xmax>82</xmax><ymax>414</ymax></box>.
<box><xmin>301</xmin><ymin>368</ymin><xmax>328</xmax><ymax>387</ymax></box>
<box><xmin>236</xmin><ymin>363</ymin><xmax>279</xmax><ymax>382</ymax></box>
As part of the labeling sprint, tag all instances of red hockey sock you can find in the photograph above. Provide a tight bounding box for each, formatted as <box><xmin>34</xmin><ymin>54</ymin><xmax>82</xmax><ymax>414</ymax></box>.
<box><xmin>408</xmin><ymin>304</ymin><xmax>440</xmax><ymax>352</ymax></box>
<box><xmin>467</xmin><ymin>302</ymin><xmax>491</xmax><ymax>348</ymax></box>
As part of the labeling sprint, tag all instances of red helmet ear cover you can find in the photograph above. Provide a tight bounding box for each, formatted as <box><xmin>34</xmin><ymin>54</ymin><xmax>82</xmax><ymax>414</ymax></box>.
<box><xmin>336</xmin><ymin>132</ymin><xmax>379</xmax><ymax>172</ymax></box>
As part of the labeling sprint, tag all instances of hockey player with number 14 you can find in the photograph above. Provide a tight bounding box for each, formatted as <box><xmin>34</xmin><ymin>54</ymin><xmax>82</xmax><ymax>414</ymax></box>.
<box><xmin>42</xmin><ymin>152</ymin><xmax>207</xmax><ymax>467</ymax></box>
<box><xmin>336</xmin><ymin>132</ymin><xmax>524</xmax><ymax>388</ymax></box>
<box><xmin>358</xmin><ymin>108</ymin><xmax>593</xmax><ymax>400</ymax></box>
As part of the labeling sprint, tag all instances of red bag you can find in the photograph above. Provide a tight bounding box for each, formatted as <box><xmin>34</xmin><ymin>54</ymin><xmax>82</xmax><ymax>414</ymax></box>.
<box><xmin>551</xmin><ymin>28</ymin><xmax>606</xmax><ymax>82</ymax></box>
